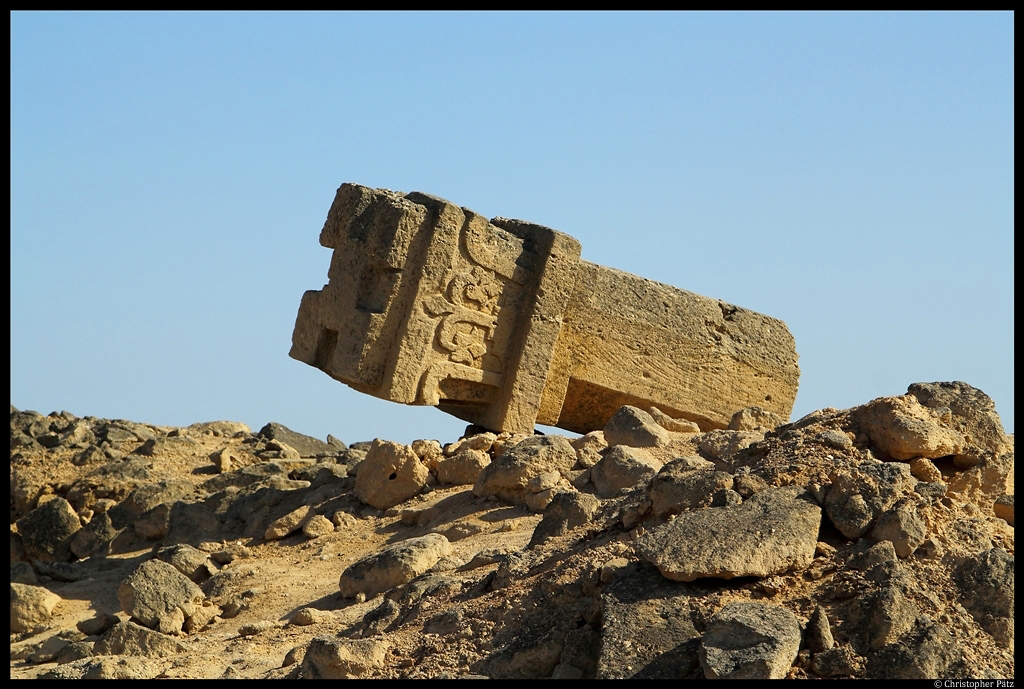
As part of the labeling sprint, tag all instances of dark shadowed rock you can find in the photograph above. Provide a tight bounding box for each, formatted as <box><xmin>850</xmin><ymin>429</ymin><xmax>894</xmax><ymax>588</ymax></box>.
<box><xmin>259</xmin><ymin>422</ymin><xmax>337</xmax><ymax>458</ymax></box>
<box><xmin>117</xmin><ymin>559</ymin><xmax>204</xmax><ymax>633</ymax></box>
<box><xmin>529</xmin><ymin>491</ymin><xmax>601</xmax><ymax>548</ymax></box>
<box><xmin>16</xmin><ymin>497</ymin><xmax>81</xmax><ymax>562</ymax></box>
<box><xmin>649</xmin><ymin>465</ymin><xmax>734</xmax><ymax>517</ymax></box>
<box><xmin>597</xmin><ymin>561</ymin><xmax>703</xmax><ymax>679</ymax></box>
<box><xmin>699</xmin><ymin>602</ymin><xmax>801</xmax><ymax>679</ymax></box>
<box><xmin>953</xmin><ymin>547</ymin><xmax>1014</xmax><ymax>645</ymax></box>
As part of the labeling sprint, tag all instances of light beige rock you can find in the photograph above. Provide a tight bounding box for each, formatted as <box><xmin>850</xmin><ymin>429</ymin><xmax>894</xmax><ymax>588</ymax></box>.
<box><xmin>292</xmin><ymin>607</ymin><xmax>335</xmax><ymax>626</ymax></box>
<box><xmin>265</xmin><ymin>505</ymin><xmax>316</xmax><ymax>541</ymax></box>
<box><xmin>302</xmin><ymin>514</ymin><xmax>335</xmax><ymax>539</ymax></box>
<box><xmin>571</xmin><ymin>431</ymin><xmax>607</xmax><ymax>468</ymax></box>
<box><xmin>603</xmin><ymin>406</ymin><xmax>671</xmax><ymax>448</ymax></box>
<box><xmin>635</xmin><ymin>486</ymin><xmax>820</xmax><ymax>582</ymax></box>
<box><xmin>444</xmin><ymin>432</ymin><xmax>497</xmax><ymax>456</ymax></box>
<box><xmin>472</xmin><ymin>435</ymin><xmax>577</xmax><ymax>506</ymax></box>
<box><xmin>853</xmin><ymin>394</ymin><xmax>964</xmax><ymax>460</ymax></box>
<box><xmin>908</xmin><ymin>457</ymin><xmax>943</xmax><ymax>483</ymax></box>
<box><xmin>648</xmin><ymin>406</ymin><xmax>701</xmax><ymax>433</ymax></box>
<box><xmin>338</xmin><ymin>533</ymin><xmax>451</xmax><ymax>599</ymax></box>
<box><xmin>354</xmin><ymin>439</ymin><xmax>429</xmax><ymax>510</ymax></box>
<box><xmin>728</xmin><ymin>406</ymin><xmax>786</xmax><ymax>431</ymax></box>
<box><xmin>290</xmin><ymin>183</ymin><xmax>799</xmax><ymax>436</ymax></box>
<box><xmin>300</xmin><ymin>636</ymin><xmax>391</xmax><ymax>679</ymax></box>
<box><xmin>436</xmin><ymin>448</ymin><xmax>491</xmax><ymax>486</ymax></box>
<box><xmin>591</xmin><ymin>445</ymin><xmax>663</xmax><ymax>498</ymax></box>
<box><xmin>10</xmin><ymin>583</ymin><xmax>62</xmax><ymax>633</ymax></box>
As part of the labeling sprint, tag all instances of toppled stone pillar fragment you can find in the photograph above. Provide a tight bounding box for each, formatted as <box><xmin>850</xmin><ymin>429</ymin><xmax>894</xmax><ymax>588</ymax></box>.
<box><xmin>290</xmin><ymin>183</ymin><xmax>800</xmax><ymax>435</ymax></box>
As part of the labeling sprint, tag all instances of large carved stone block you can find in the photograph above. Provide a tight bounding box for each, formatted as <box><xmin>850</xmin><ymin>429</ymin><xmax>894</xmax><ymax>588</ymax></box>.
<box><xmin>290</xmin><ymin>183</ymin><xmax>800</xmax><ymax>436</ymax></box>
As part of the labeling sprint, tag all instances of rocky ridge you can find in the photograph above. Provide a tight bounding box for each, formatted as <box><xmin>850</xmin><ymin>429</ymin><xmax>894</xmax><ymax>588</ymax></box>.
<box><xmin>9</xmin><ymin>381</ymin><xmax>1014</xmax><ymax>678</ymax></box>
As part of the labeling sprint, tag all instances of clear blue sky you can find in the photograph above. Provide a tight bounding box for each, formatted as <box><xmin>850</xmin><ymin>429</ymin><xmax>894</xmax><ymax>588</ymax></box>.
<box><xmin>11</xmin><ymin>12</ymin><xmax>1014</xmax><ymax>445</ymax></box>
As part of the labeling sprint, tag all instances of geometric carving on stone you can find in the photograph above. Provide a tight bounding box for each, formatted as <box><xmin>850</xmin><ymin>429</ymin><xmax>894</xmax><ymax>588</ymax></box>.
<box><xmin>291</xmin><ymin>183</ymin><xmax>801</xmax><ymax>436</ymax></box>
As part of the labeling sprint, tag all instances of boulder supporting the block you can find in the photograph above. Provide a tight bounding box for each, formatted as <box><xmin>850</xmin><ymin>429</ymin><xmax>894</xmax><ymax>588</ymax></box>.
<box><xmin>290</xmin><ymin>183</ymin><xmax>800</xmax><ymax>435</ymax></box>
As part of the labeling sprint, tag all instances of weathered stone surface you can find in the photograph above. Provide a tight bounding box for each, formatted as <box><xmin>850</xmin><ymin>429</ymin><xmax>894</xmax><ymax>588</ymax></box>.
<box><xmin>290</xmin><ymin>183</ymin><xmax>799</xmax><ymax>436</ymax></box>
<box><xmin>853</xmin><ymin>393</ymin><xmax>964</xmax><ymax>460</ymax></box>
<box><xmin>93</xmin><ymin>621</ymin><xmax>188</xmax><ymax>658</ymax></box>
<box><xmin>529</xmin><ymin>491</ymin><xmax>601</xmax><ymax>548</ymax></box>
<box><xmin>156</xmin><ymin>543</ymin><xmax>217</xmax><ymax>583</ymax></box>
<box><xmin>436</xmin><ymin>448</ymin><xmax>490</xmax><ymax>486</ymax></box>
<box><xmin>870</xmin><ymin>500</ymin><xmax>927</xmax><ymax>558</ymax></box>
<box><xmin>806</xmin><ymin>605</ymin><xmax>835</xmax><ymax>653</ymax></box>
<box><xmin>635</xmin><ymin>486</ymin><xmax>821</xmax><ymax>582</ymax></box>
<box><xmin>603</xmin><ymin>406</ymin><xmax>670</xmax><ymax>448</ymax></box>
<box><xmin>570</xmin><ymin>431</ymin><xmax>606</xmax><ymax>468</ymax></box>
<box><xmin>728</xmin><ymin>406</ymin><xmax>786</xmax><ymax>431</ymax></box>
<box><xmin>40</xmin><ymin>656</ymin><xmax>167</xmax><ymax>680</ymax></box>
<box><xmin>699</xmin><ymin>602</ymin><xmax>801</xmax><ymax>679</ymax></box>
<box><xmin>993</xmin><ymin>494</ymin><xmax>1014</xmax><ymax>526</ymax></box>
<box><xmin>302</xmin><ymin>514</ymin><xmax>335</xmax><ymax>539</ymax></box>
<box><xmin>865</xmin><ymin>621</ymin><xmax>966</xmax><ymax>679</ymax></box>
<box><xmin>338</xmin><ymin>533</ymin><xmax>451</xmax><ymax>599</ymax></box>
<box><xmin>11</xmin><ymin>583</ymin><xmax>62</xmax><ymax>632</ymax></box>
<box><xmin>649</xmin><ymin>465</ymin><xmax>734</xmax><ymax>517</ymax></box>
<box><xmin>953</xmin><ymin>547</ymin><xmax>1014</xmax><ymax>645</ymax></box>
<box><xmin>300</xmin><ymin>636</ymin><xmax>391</xmax><ymax>678</ymax></box>
<box><xmin>647</xmin><ymin>406</ymin><xmax>701</xmax><ymax>432</ymax></box>
<box><xmin>473</xmin><ymin>435</ymin><xmax>577</xmax><ymax>505</ymax></box>
<box><xmin>16</xmin><ymin>496</ymin><xmax>81</xmax><ymax>562</ymax></box>
<box><xmin>354</xmin><ymin>439</ymin><xmax>428</xmax><ymax>510</ymax></box>
<box><xmin>597</xmin><ymin>562</ymin><xmax>703</xmax><ymax>678</ymax></box>
<box><xmin>590</xmin><ymin>445</ymin><xmax>662</xmax><ymax>498</ymax></box>
<box><xmin>444</xmin><ymin>432</ymin><xmax>496</xmax><ymax>456</ymax></box>
<box><xmin>117</xmin><ymin>559</ymin><xmax>204</xmax><ymax>633</ymax></box>
<box><xmin>823</xmin><ymin>461</ymin><xmax>916</xmax><ymax>539</ymax></box>
<box><xmin>258</xmin><ymin>422</ymin><xmax>336</xmax><ymax>458</ymax></box>
<box><xmin>77</xmin><ymin>611</ymin><xmax>120</xmax><ymax>637</ymax></box>
<box><xmin>907</xmin><ymin>381</ymin><xmax>1011</xmax><ymax>462</ymax></box>
<box><xmin>264</xmin><ymin>505</ymin><xmax>316</xmax><ymax>540</ymax></box>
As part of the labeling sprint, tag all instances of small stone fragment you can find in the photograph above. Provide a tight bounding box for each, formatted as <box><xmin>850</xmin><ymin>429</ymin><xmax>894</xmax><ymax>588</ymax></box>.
<box><xmin>302</xmin><ymin>514</ymin><xmax>335</xmax><ymax>539</ymax></box>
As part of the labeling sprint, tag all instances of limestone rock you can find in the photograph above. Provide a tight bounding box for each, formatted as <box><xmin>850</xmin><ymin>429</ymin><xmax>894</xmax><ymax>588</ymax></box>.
<box><xmin>907</xmin><ymin>381</ymin><xmax>1011</xmax><ymax>461</ymax></box>
<box><xmin>77</xmin><ymin>611</ymin><xmax>119</xmax><ymax>636</ymax></box>
<box><xmin>354</xmin><ymin>440</ymin><xmax>428</xmax><ymax>510</ymax></box>
<box><xmin>338</xmin><ymin>533</ymin><xmax>451</xmax><ymax>599</ymax></box>
<box><xmin>292</xmin><ymin>607</ymin><xmax>335</xmax><ymax>626</ymax></box>
<box><xmin>436</xmin><ymin>448</ymin><xmax>490</xmax><ymax>486</ymax></box>
<box><xmin>15</xmin><ymin>496</ymin><xmax>81</xmax><ymax>562</ymax></box>
<box><xmin>259</xmin><ymin>421</ymin><xmax>336</xmax><ymax>458</ymax></box>
<box><xmin>473</xmin><ymin>435</ymin><xmax>577</xmax><ymax>505</ymax></box>
<box><xmin>635</xmin><ymin>486</ymin><xmax>820</xmax><ymax>582</ymax></box>
<box><xmin>93</xmin><ymin>620</ymin><xmax>188</xmax><ymax>658</ymax></box>
<box><xmin>870</xmin><ymin>501</ymin><xmax>927</xmax><ymax>558</ymax></box>
<box><xmin>597</xmin><ymin>562</ymin><xmax>702</xmax><ymax>678</ymax></box>
<box><xmin>699</xmin><ymin>602</ymin><xmax>801</xmax><ymax>679</ymax></box>
<box><xmin>953</xmin><ymin>547</ymin><xmax>1014</xmax><ymax>645</ymax></box>
<box><xmin>10</xmin><ymin>582</ymin><xmax>62</xmax><ymax>633</ymax></box>
<box><xmin>156</xmin><ymin>543</ymin><xmax>217</xmax><ymax>583</ymax></box>
<box><xmin>823</xmin><ymin>461</ymin><xmax>916</xmax><ymax>539</ymax></box>
<box><xmin>117</xmin><ymin>559</ymin><xmax>204</xmax><ymax>633</ymax></box>
<box><xmin>648</xmin><ymin>407</ymin><xmax>701</xmax><ymax>433</ymax></box>
<box><xmin>603</xmin><ymin>406</ymin><xmax>670</xmax><ymax>448</ymax></box>
<box><xmin>696</xmin><ymin>429</ymin><xmax>764</xmax><ymax>463</ymax></box>
<box><xmin>728</xmin><ymin>406</ymin><xmax>786</xmax><ymax>431</ymax></box>
<box><xmin>591</xmin><ymin>445</ymin><xmax>662</xmax><ymax>498</ymax></box>
<box><xmin>300</xmin><ymin>636</ymin><xmax>391</xmax><ymax>679</ymax></box>
<box><xmin>806</xmin><ymin>605</ymin><xmax>835</xmax><ymax>653</ymax></box>
<box><xmin>444</xmin><ymin>432</ymin><xmax>496</xmax><ymax>456</ymax></box>
<box><xmin>302</xmin><ymin>514</ymin><xmax>335</xmax><ymax>539</ymax></box>
<box><xmin>993</xmin><ymin>494</ymin><xmax>1014</xmax><ymax>526</ymax></box>
<box><xmin>865</xmin><ymin>621</ymin><xmax>966</xmax><ymax>679</ymax></box>
<box><xmin>529</xmin><ymin>491</ymin><xmax>601</xmax><ymax>548</ymax></box>
<box><xmin>570</xmin><ymin>431</ymin><xmax>607</xmax><ymax>468</ymax></box>
<box><xmin>264</xmin><ymin>505</ymin><xmax>316</xmax><ymax>540</ymax></box>
<box><xmin>853</xmin><ymin>394</ymin><xmax>964</xmax><ymax>460</ymax></box>
<box><xmin>649</xmin><ymin>465</ymin><xmax>734</xmax><ymax>517</ymax></box>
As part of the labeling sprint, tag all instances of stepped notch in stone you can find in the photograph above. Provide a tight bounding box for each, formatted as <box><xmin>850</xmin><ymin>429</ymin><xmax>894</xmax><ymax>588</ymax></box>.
<box><xmin>290</xmin><ymin>183</ymin><xmax>800</xmax><ymax>435</ymax></box>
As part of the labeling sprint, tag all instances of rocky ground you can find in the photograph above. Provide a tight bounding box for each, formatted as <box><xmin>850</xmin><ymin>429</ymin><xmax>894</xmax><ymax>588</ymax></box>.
<box><xmin>9</xmin><ymin>381</ymin><xmax>1014</xmax><ymax>679</ymax></box>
